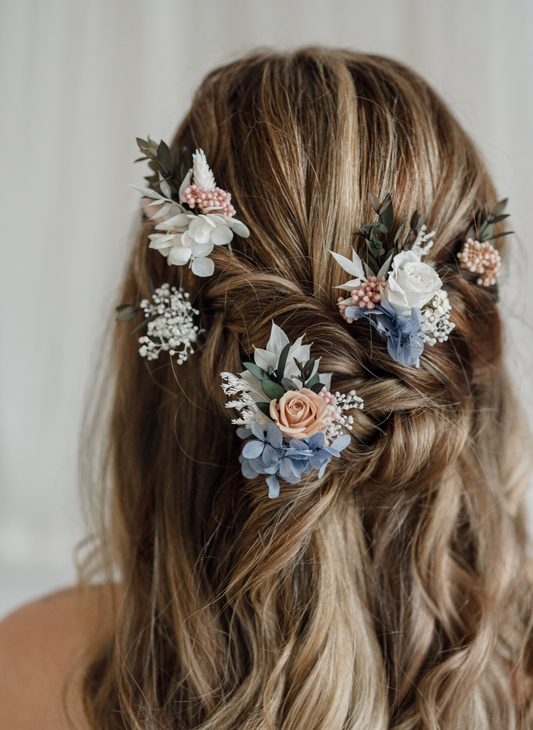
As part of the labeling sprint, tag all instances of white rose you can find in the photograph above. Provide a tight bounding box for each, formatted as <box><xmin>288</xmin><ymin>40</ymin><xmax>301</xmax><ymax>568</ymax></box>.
<box><xmin>384</xmin><ymin>250</ymin><xmax>442</xmax><ymax>317</ymax></box>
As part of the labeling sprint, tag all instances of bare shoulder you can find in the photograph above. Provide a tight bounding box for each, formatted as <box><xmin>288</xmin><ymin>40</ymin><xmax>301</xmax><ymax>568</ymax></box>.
<box><xmin>0</xmin><ymin>584</ymin><xmax>120</xmax><ymax>730</ymax></box>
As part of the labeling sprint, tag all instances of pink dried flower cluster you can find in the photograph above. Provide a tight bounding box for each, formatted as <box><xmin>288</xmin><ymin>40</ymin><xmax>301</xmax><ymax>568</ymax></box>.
<box><xmin>458</xmin><ymin>238</ymin><xmax>501</xmax><ymax>286</ymax></box>
<box><xmin>318</xmin><ymin>387</ymin><xmax>341</xmax><ymax>420</ymax></box>
<box><xmin>337</xmin><ymin>276</ymin><xmax>383</xmax><ymax>323</ymax></box>
<box><xmin>181</xmin><ymin>184</ymin><xmax>236</xmax><ymax>217</ymax></box>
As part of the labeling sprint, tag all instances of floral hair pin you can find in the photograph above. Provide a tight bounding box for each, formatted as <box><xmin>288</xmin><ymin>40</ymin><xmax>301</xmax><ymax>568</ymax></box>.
<box><xmin>132</xmin><ymin>139</ymin><xmax>250</xmax><ymax>277</ymax></box>
<box><xmin>331</xmin><ymin>193</ymin><xmax>454</xmax><ymax>368</ymax></box>
<box><xmin>116</xmin><ymin>283</ymin><xmax>199</xmax><ymax>364</ymax></box>
<box><xmin>221</xmin><ymin>322</ymin><xmax>363</xmax><ymax>498</ymax></box>
<box><xmin>457</xmin><ymin>199</ymin><xmax>511</xmax><ymax>286</ymax></box>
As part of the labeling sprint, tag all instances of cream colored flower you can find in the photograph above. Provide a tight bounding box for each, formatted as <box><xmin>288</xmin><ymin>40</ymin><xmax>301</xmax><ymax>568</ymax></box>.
<box><xmin>383</xmin><ymin>250</ymin><xmax>442</xmax><ymax>316</ymax></box>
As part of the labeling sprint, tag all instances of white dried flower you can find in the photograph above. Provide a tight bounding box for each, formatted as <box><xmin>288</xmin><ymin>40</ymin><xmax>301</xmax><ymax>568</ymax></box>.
<box><xmin>220</xmin><ymin>373</ymin><xmax>270</xmax><ymax>428</ymax></box>
<box><xmin>411</xmin><ymin>224</ymin><xmax>436</xmax><ymax>258</ymax></box>
<box><xmin>138</xmin><ymin>284</ymin><xmax>199</xmax><ymax>364</ymax></box>
<box><xmin>322</xmin><ymin>389</ymin><xmax>364</xmax><ymax>444</ymax></box>
<box><xmin>192</xmin><ymin>149</ymin><xmax>216</xmax><ymax>190</ymax></box>
<box><xmin>419</xmin><ymin>289</ymin><xmax>455</xmax><ymax>345</ymax></box>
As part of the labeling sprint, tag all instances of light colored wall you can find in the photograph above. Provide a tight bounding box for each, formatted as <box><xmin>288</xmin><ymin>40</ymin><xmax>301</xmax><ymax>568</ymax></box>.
<box><xmin>1</xmin><ymin>0</ymin><xmax>532</xmax><ymax>618</ymax></box>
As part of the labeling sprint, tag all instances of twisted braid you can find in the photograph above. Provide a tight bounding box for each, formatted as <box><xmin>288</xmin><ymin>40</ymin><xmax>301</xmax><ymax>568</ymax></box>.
<box><xmin>81</xmin><ymin>48</ymin><xmax>533</xmax><ymax>730</ymax></box>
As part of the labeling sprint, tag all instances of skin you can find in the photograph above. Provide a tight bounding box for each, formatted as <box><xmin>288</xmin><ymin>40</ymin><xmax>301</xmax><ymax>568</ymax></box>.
<box><xmin>0</xmin><ymin>586</ymin><xmax>117</xmax><ymax>730</ymax></box>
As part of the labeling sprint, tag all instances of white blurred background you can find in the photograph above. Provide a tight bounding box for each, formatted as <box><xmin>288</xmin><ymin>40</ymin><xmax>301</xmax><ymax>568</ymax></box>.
<box><xmin>1</xmin><ymin>0</ymin><xmax>532</xmax><ymax>619</ymax></box>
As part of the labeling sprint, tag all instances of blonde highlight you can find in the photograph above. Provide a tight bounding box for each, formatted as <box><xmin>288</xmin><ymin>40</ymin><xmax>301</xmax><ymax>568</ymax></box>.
<box><xmin>80</xmin><ymin>48</ymin><xmax>533</xmax><ymax>729</ymax></box>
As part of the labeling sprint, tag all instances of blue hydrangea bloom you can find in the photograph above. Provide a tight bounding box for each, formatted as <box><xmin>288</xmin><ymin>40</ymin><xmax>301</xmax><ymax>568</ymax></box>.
<box><xmin>237</xmin><ymin>421</ymin><xmax>351</xmax><ymax>498</ymax></box>
<box><xmin>344</xmin><ymin>301</ymin><xmax>424</xmax><ymax>368</ymax></box>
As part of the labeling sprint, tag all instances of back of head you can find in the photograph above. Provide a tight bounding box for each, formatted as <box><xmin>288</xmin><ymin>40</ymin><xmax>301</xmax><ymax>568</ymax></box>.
<box><xmin>82</xmin><ymin>48</ymin><xmax>533</xmax><ymax>730</ymax></box>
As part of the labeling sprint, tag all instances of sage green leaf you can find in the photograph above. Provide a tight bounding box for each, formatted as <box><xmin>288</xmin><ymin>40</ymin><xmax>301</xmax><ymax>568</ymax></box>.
<box><xmin>262</xmin><ymin>380</ymin><xmax>285</xmax><ymax>400</ymax></box>
<box><xmin>281</xmin><ymin>378</ymin><xmax>296</xmax><ymax>391</ymax></box>
<box><xmin>157</xmin><ymin>140</ymin><xmax>173</xmax><ymax>175</ymax></box>
<box><xmin>380</xmin><ymin>200</ymin><xmax>394</xmax><ymax>231</ymax></box>
<box><xmin>115</xmin><ymin>305</ymin><xmax>139</xmax><ymax>322</ymax></box>
<box><xmin>491</xmin><ymin>213</ymin><xmax>510</xmax><ymax>224</ymax></box>
<box><xmin>275</xmin><ymin>342</ymin><xmax>291</xmax><ymax>382</ymax></box>
<box><xmin>302</xmin><ymin>358</ymin><xmax>315</xmax><ymax>380</ymax></box>
<box><xmin>310</xmin><ymin>381</ymin><xmax>325</xmax><ymax>394</ymax></box>
<box><xmin>493</xmin><ymin>198</ymin><xmax>508</xmax><ymax>217</ymax></box>
<box><xmin>379</xmin><ymin>193</ymin><xmax>392</xmax><ymax>213</ymax></box>
<box><xmin>410</xmin><ymin>210</ymin><xmax>419</xmax><ymax>230</ymax></box>
<box><xmin>370</xmin><ymin>192</ymin><xmax>381</xmax><ymax>214</ymax></box>
<box><xmin>131</xmin><ymin>314</ymin><xmax>157</xmax><ymax>335</ymax></box>
<box><xmin>243</xmin><ymin>362</ymin><xmax>268</xmax><ymax>380</ymax></box>
<box><xmin>394</xmin><ymin>221</ymin><xmax>406</xmax><ymax>244</ymax></box>
<box><xmin>487</xmin><ymin>230</ymin><xmax>514</xmax><ymax>241</ymax></box>
<box><xmin>255</xmin><ymin>402</ymin><xmax>272</xmax><ymax>418</ymax></box>
<box><xmin>306</xmin><ymin>373</ymin><xmax>321</xmax><ymax>389</ymax></box>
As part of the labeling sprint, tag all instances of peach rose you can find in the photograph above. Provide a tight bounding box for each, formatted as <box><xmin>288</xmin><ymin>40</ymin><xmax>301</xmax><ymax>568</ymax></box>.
<box><xmin>269</xmin><ymin>388</ymin><xmax>329</xmax><ymax>440</ymax></box>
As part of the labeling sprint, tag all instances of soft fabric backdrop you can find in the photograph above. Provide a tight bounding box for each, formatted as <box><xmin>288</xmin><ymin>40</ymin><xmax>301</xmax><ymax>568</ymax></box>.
<box><xmin>1</xmin><ymin>0</ymin><xmax>532</xmax><ymax>618</ymax></box>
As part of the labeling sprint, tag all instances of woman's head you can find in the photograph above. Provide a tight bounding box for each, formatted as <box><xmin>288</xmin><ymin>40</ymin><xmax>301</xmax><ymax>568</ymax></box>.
<box><xmin>84</xmin><ymin>48</ymin><xmax>533</xmax><ymax>730</ymax></box>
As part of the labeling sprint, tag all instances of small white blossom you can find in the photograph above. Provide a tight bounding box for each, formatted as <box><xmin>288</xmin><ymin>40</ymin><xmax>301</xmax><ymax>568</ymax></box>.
<box><xmin>322</xmin><ymin>390</ymin><xmax>364</xmax><ymax>444</ymax></box>
<box><xmin>419</xmin><ymin>289</ymin><xmax>455</xmax><ymax>345</ymax></box>
<box><xmin>138</xmin><ymin>284</ymin><xmax>199</xmax><ymax>364</ymax></box>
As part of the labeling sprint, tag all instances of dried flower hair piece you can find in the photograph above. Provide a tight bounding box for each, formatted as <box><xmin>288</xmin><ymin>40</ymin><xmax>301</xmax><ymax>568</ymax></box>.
<box><xmin>116</xmin><ymin>283</ymin><xmax>199</xmax><ymax>365</ymax></box>
<box><xmin>132</xmin><ymin>139</ymin><xmax>250</xmax><ymax>277</ymax></box>
<box><xmin>221</xmin><ymin>322</ymin><xmax>363</xmax><ymax>498</ymax></box>
<box><xmin>457</xmin><ymin>199</ymin><xmax>511</xmax><ymax>286</ymax></box>
<box><xmin>331</xmin><ymin>194</ymin><xmax>454</xmax><ymax>368</ymax></box>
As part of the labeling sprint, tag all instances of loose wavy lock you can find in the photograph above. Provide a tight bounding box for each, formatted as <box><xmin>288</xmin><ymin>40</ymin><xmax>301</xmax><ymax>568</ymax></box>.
<box><xmin>80</xmin><ymin>48</ymin><xmax>533</xmax><ymax>730</ymax></box>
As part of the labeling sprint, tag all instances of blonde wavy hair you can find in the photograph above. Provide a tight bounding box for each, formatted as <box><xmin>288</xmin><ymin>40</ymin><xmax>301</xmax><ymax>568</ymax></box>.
<box><xmin>80</xmin><ymin>48</ymin><xmax>533</xmax><ymax>729</ymax></box>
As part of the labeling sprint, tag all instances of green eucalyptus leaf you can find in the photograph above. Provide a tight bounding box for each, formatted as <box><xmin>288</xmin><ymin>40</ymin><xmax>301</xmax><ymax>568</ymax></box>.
<box><xmin>255</xmin><ymin>402</ymin><xmax>272</xmax><ymax>418</ymax></box>
<box><xmin>380</xmin><ymin>199</ymin><xmax>394</xmax><ymax>231</ymax></box>
<box><xmin>306</xmin><ymin>373</ymin><xmax>321</xmax><ymax>389</ymax></box>
<box><xmin>491</xmin><ymin>213</ymin><xmax>510</xmax><ymax>224</ymax></box>
<box><xmin>379</xmin><ymin>193</ymin><xmax>392</xmax><ymax>212</ymax></box>
<box><xmin>115</xmin><ymin>305</ymin><xmax>139</xmax><ymax>322</ymax></box>
<box><xmin>394</xmin><ymin>220</ymin><xmax>406</xmax><ymax>244</ymax></box>
<box><xmin>243</xmin><ymin>362</ymin><xmax>268</xmax><ymax>380</ymax></box>
<box><xmin>275</xmin><ymin>342</ymin><xmax>291</xmax><ymax>382</ymax></box>
<box><xmin>131</xmin><ymin>315</ymin><xmax>157</xmax><ymax>335</ymax></box>
<box><xmin>493</xmin><ymin>198</ymin><xmax>508</xmax><ymax>217</ymax></box>
<box><xmin>262</xmin><ymin>380</ymin><xmax>286</xmax><ymax>400</ymax></box>
<box><xmin>281</xmin><ymin>377</ymin><xmax>297</xmax><ymax>391</ymax></box>
<box><xmin>410</xmin><ymin>210</ymin><xmax>419</xmax><ymax>230</ymax></box>
<box><xmin>157</xmin><ymin>140</ymin><xmax>173</xmax><ymax>175</ymax></box>
<box><xmin>370</xmin><ymin>192</ymin><xmax>381</xmax><ymax>214</ymax></box>
<box><xmin>302</xmin><ymin>358</ymin><xmax>315</xmax><ymax>380</ymax></box>
<box><xmin>487</xmin><ymin>230</ymin><xmax>514</xmax><ymax>241</ymax></box>
<box><xmin>136</xmin><ymin>137</ymin><xmax>150</xmax><ymax>151</ymax></box>
<box><xmin>310</xmin><ymin>381</ymin><xmax>325</xmax><ymax>394</ymax></box>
